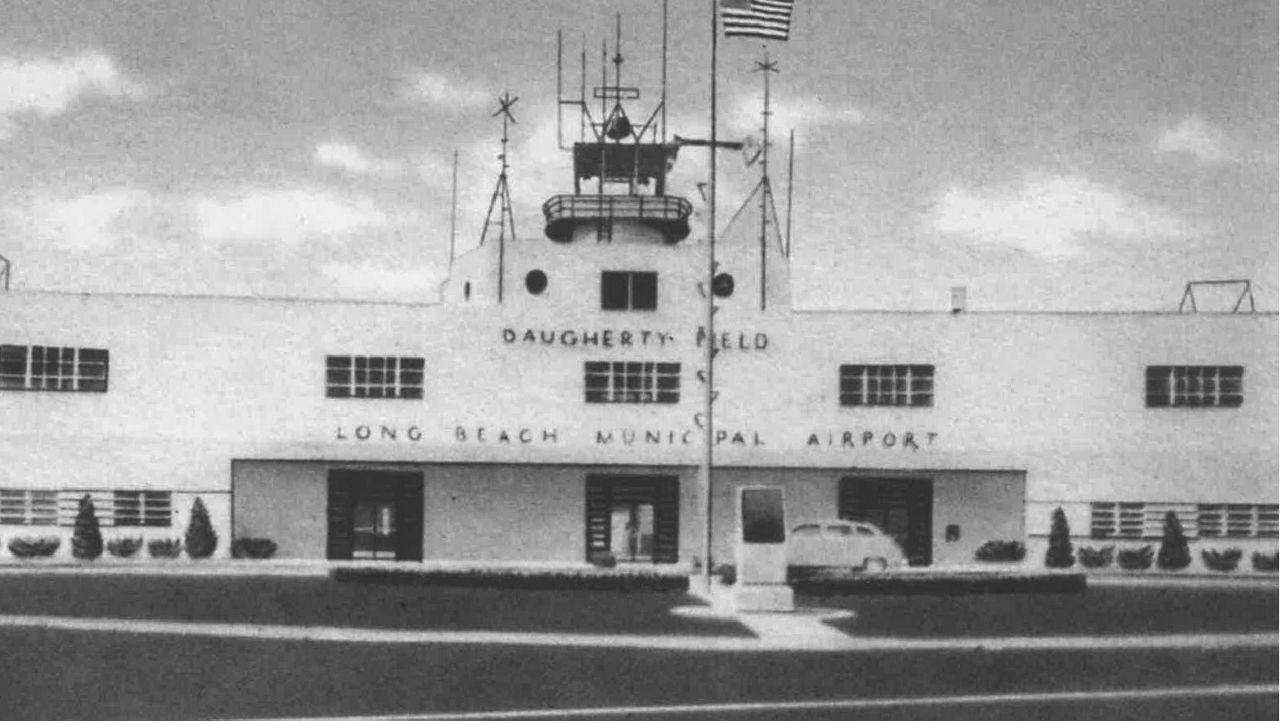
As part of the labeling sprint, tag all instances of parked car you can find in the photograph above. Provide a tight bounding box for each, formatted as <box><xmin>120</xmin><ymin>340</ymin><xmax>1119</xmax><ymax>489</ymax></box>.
<box><xmin>786</xmin><ymin>520</ymin><xmax>907</xmax><ymax>573</ymax></box>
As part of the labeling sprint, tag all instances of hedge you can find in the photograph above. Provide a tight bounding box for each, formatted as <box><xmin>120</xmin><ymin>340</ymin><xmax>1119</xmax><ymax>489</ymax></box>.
<box><xmin>792</xmin><ymin>571</ymin><xmax>1086</xmax><ymax>596</ymax></box>
<box><xmin>7</xmin><ymin>536</ymin><xmax>61</xmax><ymax>558</ymax></box>
<box><xmin>231</xmin><ymin>538</ymin><xmax>278</xmax><ymax>559</ymax></box>
<box><xmin>331</xmin><ymin>566</ymin><xmax>689</xmax><ymax>592</ymax></box>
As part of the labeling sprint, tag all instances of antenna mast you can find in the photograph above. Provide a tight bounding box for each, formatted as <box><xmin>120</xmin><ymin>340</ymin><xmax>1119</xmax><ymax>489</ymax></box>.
<box><xmin>480</xmin><ymin>91</ymin><xmax>519</xmax><ymax>303</ymax></box>
<box><xmin>755</xmin><ymin>51</ymin><xmax>780</xmax><ymax>311</ymax></box>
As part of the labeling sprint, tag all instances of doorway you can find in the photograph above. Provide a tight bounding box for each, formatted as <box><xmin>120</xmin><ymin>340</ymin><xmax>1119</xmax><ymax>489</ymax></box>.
<box><xmin>839</xmin><ymin>477</ymin><xmax>933</xmax><ymax>566</ymax></box>
<box><xmin>586</xmin><ymin>475</ymin><xmax>679</xmax><ymax>564</ymax></box>
<box><xmin>327</xmin><ymin>470</ymin><xmax>423</xmax><ymax>561</ymax></box>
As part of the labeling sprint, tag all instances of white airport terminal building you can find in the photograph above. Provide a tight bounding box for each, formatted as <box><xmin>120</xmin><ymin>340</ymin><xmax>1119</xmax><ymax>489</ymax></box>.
<box><xmin>1</xmin><ymin>68</ymin><xmax>1276</xmax><ymax>571</ymax></box>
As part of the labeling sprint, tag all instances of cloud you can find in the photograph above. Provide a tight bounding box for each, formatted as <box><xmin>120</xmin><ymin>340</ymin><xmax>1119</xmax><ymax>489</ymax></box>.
<box><xmin>400</xmin><ymin>70</ymin><xmax>492</xmax><ymax>110</ymax></box>
<box><xmin>314</xmin><ymin>142</ymin><xmax>407</xmax><ymax>178</ymax></box>
<box><xmin>1155</xmin><ymin>116</ymin><xmax>1232</xmax><ymax>163</ymax></box>
<box><xmin>16</xmin><ymin>188</ymin><xmax>150</xmax><ymax>252</ymax></box>
<box><xmin>0</xmin><ymin>52</ymin><xmax>147</xmax><ymax>138</ymax></box>
<box><xmin>194</xmin><ymin>188</ymin><xmax>389</xmax><ymax>245</ymax></box>
<box><xmin>320</xmin><ymin>261</ymin><xmax>442</xmax><ymax>299</ymax></box>
<box><xmin>932</xmin><ymin>175</ymin><xmax>1189</xmax><ymax>256</ymax></box>
<box><xmin>726</xmin><ymin>93</ymin><xmax>866</xmax><ymax>139</ymax></box>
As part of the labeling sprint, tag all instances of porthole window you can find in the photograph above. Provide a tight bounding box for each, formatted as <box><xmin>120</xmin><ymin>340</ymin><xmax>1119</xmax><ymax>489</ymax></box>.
<box><xmin>525</xmin><ymin>269</ymin><xmax>548</xmax><ymax>295</ymax></box>
<box><xmin>711</xmin><ymin>272</ymin><xmax>735</xmax><ymax>298</ymax></box>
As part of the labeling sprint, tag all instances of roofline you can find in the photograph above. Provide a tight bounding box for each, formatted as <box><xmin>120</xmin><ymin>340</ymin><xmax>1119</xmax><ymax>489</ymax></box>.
<box><xmin>1</xmin><ymin>288</ymin><xmax>441</xmax><ymax>309</ymax></box>
<box><xmin>2</xmin><ymin>288</ymin><xmax>1275</xmax><ymax>317</ymax></box>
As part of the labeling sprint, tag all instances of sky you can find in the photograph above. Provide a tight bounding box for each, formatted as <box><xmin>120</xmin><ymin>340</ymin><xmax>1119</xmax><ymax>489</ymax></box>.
<box><xmin>0</xmin><ymin>0</ymin><xmax>1275</xmax><ymax>311</ymax></box>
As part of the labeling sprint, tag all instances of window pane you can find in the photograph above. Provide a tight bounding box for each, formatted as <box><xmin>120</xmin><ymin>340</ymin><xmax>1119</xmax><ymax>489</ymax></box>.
<box><xmin>631</xmin><ymin>272</ymin><xmax>658</xmax><ymax>310</ymax></box>
<box><xmin>600</xmin><ymin>272</ymin><xmax>629</xmax><ymax>310</ymax></box>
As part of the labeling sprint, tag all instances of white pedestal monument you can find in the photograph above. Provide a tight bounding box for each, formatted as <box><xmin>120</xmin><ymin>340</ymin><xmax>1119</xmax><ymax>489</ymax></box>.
<box><xmin>732</xmin><ymin>486</ymin><xmax>795</xmax><ymax>612</ymax></box>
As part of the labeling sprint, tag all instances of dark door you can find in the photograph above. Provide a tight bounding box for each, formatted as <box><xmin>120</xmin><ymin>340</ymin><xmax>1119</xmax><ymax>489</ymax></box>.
<box><xmin>839</xmin><ymin>477</ymin><xmax>933</xmax><ymax>566</ymax></box>
<box><xmin>327</xmin><ymin>470</ymin><xmax>423</xmax><ymax>561</ymax></box>
<box><xmin>586</xmin><ymin>475</ymin><xmax>679</xmax><ymax>564</ymax></box>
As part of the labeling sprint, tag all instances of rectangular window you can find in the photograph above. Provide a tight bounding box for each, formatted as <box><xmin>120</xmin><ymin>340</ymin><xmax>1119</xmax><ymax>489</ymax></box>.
<box><xmin>325</xmin><ymin>355</ymin><xmax>425</xmax><ymax>399</ymax></box>
<box><xmin>600</xmin><ymin>271</ymin><xmax>658</xmax><ymax>311</ymax></box>
<box><xmin>1089</xmin><ymin>502</ymin><xmax>1199</xmax><ymax>539</ymax></box>
<box><xmin>584</xmin><ymin>361</ymin><xmax>680</xmax><ymax>404</ymax></box>
<box><xmin>839</xmin><ymin>364</ymin><xmax>934</xmax><ymax>407</ymax></box>
<box><xmin>55</xmin><ymin>491</ymin><xmax>173</xmax><ymax>527</ymax></box>
<box><xmin>1197</xmin><ymin>504</ymin><xmax>1279</xmax><ymax>538</ymax></box>
<box><xmin>0</xmin><ymin>345</ymin><xmax>109</xmax><ymax>392</ymax></box>
<box><xmin>1090</xmin><ymin>501</ymin><xmax>1277</xmax><ymax>539</ymax></box>
<box><xmin>0</xmin><ymin>489</ymin><xmax>59</xmax><ymax>525</ymax></box>
<box><xmin>113</xmin><ymin>491</ymin><xmax>173</xmax><ymax>527</ymax></box>
<box><xmin>1146</xmin><ymin>366</ymin><xmax>1243</xmax><ymax>408</ymax></box>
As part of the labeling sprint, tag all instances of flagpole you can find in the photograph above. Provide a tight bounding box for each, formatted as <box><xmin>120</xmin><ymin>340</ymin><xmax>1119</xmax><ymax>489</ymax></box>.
<box><xmin>701</xmin><ymin>0</ymin><xmax>718</xmax><ymax>593</ymax></box>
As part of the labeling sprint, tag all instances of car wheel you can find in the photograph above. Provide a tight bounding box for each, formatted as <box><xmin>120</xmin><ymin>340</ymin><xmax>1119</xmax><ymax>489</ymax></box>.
<box><xmin>863</xmin><ymin>557</ymin><xmax>888</xmax><ymax>573</ymax></box>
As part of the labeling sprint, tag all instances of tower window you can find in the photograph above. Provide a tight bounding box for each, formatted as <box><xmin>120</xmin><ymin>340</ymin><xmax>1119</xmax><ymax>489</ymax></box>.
<box><xmin>601</xmin><ymin>271</ymin><xmax>657</xmax><ymax>311</ymax></box>
<box><xmin>584</xmin><ymin>361</ymin><xmax>680</xmax><ymax>404</ymax></box>
<box><xmin>1145</xmin><ymin>366</ymin><xmax>1243</xmax><ymax>408</ymax></box>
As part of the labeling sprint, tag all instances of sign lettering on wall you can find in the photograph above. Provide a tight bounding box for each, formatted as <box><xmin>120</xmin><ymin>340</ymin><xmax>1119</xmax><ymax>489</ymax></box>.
<box><xmin>805</xmin><ymin>430</ymin><xmax>938</xmax><ymax>451</ymax></box>
<box><xmin>500</xmin><ymin>326</ymin><xmax>771</xmax><ymax>351</ymax></box>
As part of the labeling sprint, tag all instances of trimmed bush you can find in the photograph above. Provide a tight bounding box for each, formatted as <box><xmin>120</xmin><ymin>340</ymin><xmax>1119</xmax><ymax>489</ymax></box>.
<box><xmin>1117</xmin><ymin>545</ymin><xmax>1154</xmax><ymax>570</ymax></box>
<box><xmin>71</xmin><ymin>494</ymin><xmax>104</xmax><ymax>560</ymax></box>
<box><xmin>8</xmin><ymin>536</ymin><xmax>61</xmax><ymax>558</ymax></box>
<box><xmin>231</xmin><ymin>537</ymin><xmax>278</xmax><ymax>559</ymax></box>
<box><xmin>1251</xmin><ymin>552</ymin><xmax>1279</xmax><ymax>572</ymax></box>
<box><xmin>1156</xmin><ymin>511</ymin><xmax>1191</xmax><ymax>571</ymax></box>
<box><xmin>792</xmin><ymin>571</ymin><xmax>1087</xmax><ymax>596</ymax></box>
<box><xmin>1077</xmin><ymin>545</ymin><xmax>1115</xmax><ymax>569</ymax></box>
<box><xmin>588</xmin><ymin>551</ymin><xmax>617</xmax><ymax>568</ymax></box>
<box><xmin>148</xmin><ymin>538</ymin><xmax>182</xmax><ymax>558</ymax></box>
<box><xmin>184</xmin><ymin>497</ymin><xmax>218</xmax><ymax>559</ymax></box>
<box><xmin>106</xmin><ymin>537</ymin><xmax>144</xmax><ymax>558</ymax></box>
<box><xmin>713</xmin><ymin>563</ymin><xmax>737</xmax><ymax>585</ymax></box>
<box><xmin>1044</xmin><ymin>507</ymin><xmax>1075</xmax><ymax>568</ymax></box>
<box><xmin>974</xmin><ymin>540</ymin><xmax>1027</xmax><ymax>562</ymax></box>
<box><xmin>331</xmin><ymin>565</ymin><xmax>689</xmax><ymax>592</ymax></box>
<box><xmin>1201</xmin><ymin>548</ymin><xmax>1243</xmax><ymax>572</ymax></box>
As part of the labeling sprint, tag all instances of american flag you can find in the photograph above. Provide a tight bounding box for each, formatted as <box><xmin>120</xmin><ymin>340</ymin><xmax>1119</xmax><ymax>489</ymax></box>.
<box><xmin>721</xmin><ymin>0</ymin><xmax>795</xmax><ymax>41</ymax></box>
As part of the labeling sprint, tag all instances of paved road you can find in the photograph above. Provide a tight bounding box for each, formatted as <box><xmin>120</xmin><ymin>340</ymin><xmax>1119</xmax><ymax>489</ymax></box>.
<box><xmin>0</xmin><ymin>576</ymin><xmax>1274</xmax><ymax>719</ymax></box>
<box><xmin>1</xmin><ymin>626</ymin><xmax>1274</xmax><ymax>719</ymax></box>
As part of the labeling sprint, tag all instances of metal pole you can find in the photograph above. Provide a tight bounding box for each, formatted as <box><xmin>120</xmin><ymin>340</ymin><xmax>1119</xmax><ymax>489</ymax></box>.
<box><xmin>701</xmin><ymin>0</ymin><xmax>718</xmax><ymax>593</ymax></box>
<box><xmin>661</xmin><ymin>0</ymin><xmax>668</xmax><ymax>144</ymax></box>
<box><xmin>785</xmin><ymin>130</ymin><xmax>795</xmax><ymax>258</ymax></box>
<box><xmin>759</xmin><ymin>49</ymin><xmax>770</xmax><ymax>311</ymax></box>
<box><xmin>448</xmin><ymin>150</ymin><xmax>458</xmax><ymax>270</ymax></box>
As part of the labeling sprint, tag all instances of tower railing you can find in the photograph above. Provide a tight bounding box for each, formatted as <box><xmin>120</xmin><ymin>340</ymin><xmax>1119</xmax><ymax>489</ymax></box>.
<box><xmin>542</xmin><ymin>194</ymin><xmax>692</xmax><ymax>243</ymax></box>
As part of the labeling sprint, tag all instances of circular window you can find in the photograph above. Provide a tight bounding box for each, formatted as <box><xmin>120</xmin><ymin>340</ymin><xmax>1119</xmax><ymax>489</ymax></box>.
<box><xmin>525</xmin><ymin>269</ymin><xmax>548</xmax><ymax>295</ymax></box>
<box><xmin>711</xmin><ymin>272</ymin><xmax>735</xmax><ymax>298</ymax></box>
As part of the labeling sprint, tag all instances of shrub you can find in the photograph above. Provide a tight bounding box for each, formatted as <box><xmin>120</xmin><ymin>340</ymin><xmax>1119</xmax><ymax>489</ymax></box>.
<box><xmin>184</xmin><ymin>497</ymin><xmax>218</xmax><ymax>559</ymax></box>
<box><xmin>1045</xmin><ymin>507</ymin><xmax>1075</xmax><ymax>568</ymax></box>
<box><xmin>8</xmin><ymin>536</ymin><xmax>61</xmax><ymax>558</ymax></box>
<box><xmin>1251</xmin><ymin>552</ymin><xmax>1279</xmax><ymax>572</ymax></box>
<box><xmin>106</xmin><ymin>537</ymin><xmax>144</xmax><ymax>558</ymax></box>
<box><xmin>1077</xmin><ymin>545</ymin><xmax>1115</xmax><ymax>569</ymax></box>
<box><xmin>231</xmin><ymin>537</ymin><xmax>278</xmax><ymax>559</ymax></box>
<box><xmin>791</xmin><ymin>571</ymin><xmax>1087</xmax><ymax>596</ymax></box>
<box><xmin>587</xmin><ymin>550</ymin><xmax>616</xmax><ymax>568</ymax></box>
<box><xmin>330</xmin><ymin>566</ymin><xmax>689</xmax><ymax>592</ymax></box>
<box><xmin>71</xmin><ymin>494</ymin><xmax>104</xmax><ymax>560</ymax></box>
<box><xmin>713</xmin><ymin>563</ymin><xmax>737</xmax><ymax>585</ymax></box>
<box><xmin>1201</xmin><ymin>548</ymin><xmax>1243</xmax><ymax>572</ymax></box>
<box><xmin>1117</xmin><ymin>545</ymin><xmax>1154</xmax><ymax>570</ymax></box>
<box><xmin>974</xmin><ymin>540</ymin><xmax>1027</xmax><ymax>562</ymax></box>
<box><xmin>1156</xmin><ymin>511</ymin><xmax>1191</xmax><ymax>570</ymax></box>
<box><xmin>148</xmin><ymin>538</ymin><xmax>182</xmax><ymax>558</ymax></box>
